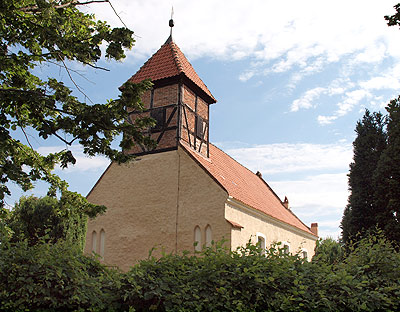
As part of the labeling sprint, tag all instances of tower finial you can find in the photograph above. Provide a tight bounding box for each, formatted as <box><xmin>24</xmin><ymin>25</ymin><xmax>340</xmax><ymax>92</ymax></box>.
<box><xmin>169</xmin><ymin>6</ymin><xmax>174</xmax><ymax>36</ymax></box>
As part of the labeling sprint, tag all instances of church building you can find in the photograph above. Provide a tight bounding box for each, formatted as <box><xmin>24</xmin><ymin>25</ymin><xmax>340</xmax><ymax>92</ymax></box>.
<box><xmin>84</xmin><ymin>24</ymin><xmax>318</xmax><ymax>271</ymax></box>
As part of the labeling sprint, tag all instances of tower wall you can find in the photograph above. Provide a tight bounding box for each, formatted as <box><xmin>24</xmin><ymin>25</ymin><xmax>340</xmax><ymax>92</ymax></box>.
<box><xmin>126</xmin><ymin>84</ymin><xmax>180</xmax><ymax>155</ymax></box>
<box><xmin>180</xmin><ymin>84</ymin><xmax>210</xmax><ymax>157</ymax></box>
<box><xmin>127</xmin><ymin>82</ymin><xmax>211</xmax><ymax>157</ymax></box>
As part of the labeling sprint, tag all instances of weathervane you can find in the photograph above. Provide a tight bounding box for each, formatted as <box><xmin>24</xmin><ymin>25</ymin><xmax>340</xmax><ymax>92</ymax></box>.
<box><xmin>169</xmin><ymin>6</ymin><xmax>174</xmax><ymax>36</ymax></box>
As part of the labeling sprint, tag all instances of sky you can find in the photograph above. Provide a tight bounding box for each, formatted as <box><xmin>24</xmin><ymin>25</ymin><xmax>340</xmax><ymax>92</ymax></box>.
<box><xmin>7</xmin><ymin>0</ymin><xmax>400</xmax><ymax>239</ymax></box>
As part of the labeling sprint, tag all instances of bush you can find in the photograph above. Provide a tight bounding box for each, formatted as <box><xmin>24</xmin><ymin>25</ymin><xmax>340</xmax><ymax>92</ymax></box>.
<box><xmin>0</xmin><ymin>241</ymin><xmax>121</xmax><ymax>312</ymax></box>
<box><xmin>0</xmin><ymin>233</ymin><xmax>399</xmax><ymax>311</ymax></box>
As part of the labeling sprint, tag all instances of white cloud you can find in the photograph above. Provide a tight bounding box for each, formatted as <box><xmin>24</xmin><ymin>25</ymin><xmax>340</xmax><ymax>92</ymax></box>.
<box><xmin>224</xmin><ymin>142</ymin><xmax>352</xmax><ymax>175</ymax></box>
<box><xmin>359</xmin><ymin>63</ymin><xmax>400</xmax><ymax>90</ymax></box>
<box><xmin>221</xmin><ymin>141</ymin><xmax>352</xmax><ymax>238</ymax></box>
<box><xmin>37</xmin><ymin>145</ymin><xmax>109</xmax><ymax>172</ymax></box>
<box><xmin>270</xmin><ymin>173</ymin><xmax>348</xmax><ymax>212</ymax></box>
<box><xmin>85</xmin><ymin>1</ymin><xmax>399</xmax><ymax>66</ymax></box>
<box><xmin>83</xmin><ymin>0</ymin><xmax>400</xmax><ymax>124</ymax></box>
<box><xmin>270</xmin><ymin>173</ymin><xmax>348</xmax><ymax>238</ymax></box>
<box><xmin>291</xmin><ymin>87</ymin><xmax>326</xmax><ymax>112</ymax></box>
<box><xmin>239</xmin><ymin>71</ymin><xmax>255</xmax><ymax>82</ymax></box>
<box><xmin>337</xmin><ymin>89</ymin><xmax>372</xmax><ymax>116</ymax></box>
<box><xmin>313</xmin><ymin>64</ymin><xmax>400</xmax><ymax>125</ymax></box>
<box><xmin>317</xmin><ymin>115</ymin><xmax>338</xmax><ymax>125</ymax></box>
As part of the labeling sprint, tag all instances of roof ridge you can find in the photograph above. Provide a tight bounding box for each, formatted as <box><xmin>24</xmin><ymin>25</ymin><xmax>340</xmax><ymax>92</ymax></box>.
<box><xmin>128</xmin><ymin>38</ymin><xmax>216</xmax><ymax>103</ymax></box>
<box><xmin>210</xmin><ymin>143</ymin><xmax>285</xmax><ymax>203</ymax></box>
<box><xmin>170</xmin><ymin>41</ymin><xmax>184</xmax><ymax>73</ymax></box>
<box><xmin>209</xmin><ymin>143</ymin><xmax>261</xmax><ymax>179</ymax></box>
<box><xmin>127</xmin><ymin>41</ymin><xmax>169</xmax><ymax>83</ymax></box>
<box><xmin>204</xmin><ymin>143</ymin><xmax>315</xmax><ymax>236</ymax></box>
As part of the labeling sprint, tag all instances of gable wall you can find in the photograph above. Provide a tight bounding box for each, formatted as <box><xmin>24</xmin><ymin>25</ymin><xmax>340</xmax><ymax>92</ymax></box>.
<box><xmin>85</xmin><ymin>151</ymin><xmax>180</xmax><ymax>271</ymax></box>
<box><xmin>225</xmin><ymin>200</ymin><xmax>317</xmax><ymax>261</ymax></box>
<box><xmin>85</xmin><ymin>147</ymin><xmax>230</xmax><ymax>270</ymax></box>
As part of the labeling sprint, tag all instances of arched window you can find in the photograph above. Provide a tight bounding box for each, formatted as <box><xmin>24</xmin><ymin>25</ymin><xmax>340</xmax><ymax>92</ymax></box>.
<box><xmin>205</xmin><ymin>225</ymin><xmax>212</xmax><ymax>247</ymax></box>
<box><xmin>282</xmin><ymin>242</ymin><xmax>290</xmax><ymax>255</ymax></box>
<box><xmin>91</xmin><ymin>231</ymin><xmax>97</xmax><ymax>253</ymax></box>
<box><xmin>100</xmin><ymin>229</ymin><xmax>105</xmax><ymax>258</ymax></box>
<box><xmin>301</xmin><ymin>249</ymin><xmax>308</xmax><ymax>261</ymax></box>
<box><xmin>194</xmin><ymin>226</ymin><xmax>202</xmax><ymax>252</ymax></box>
<box><xmin>256</xmin><ymin>232</ymin><xmax>266</xmax><ymax>256</ymax></box>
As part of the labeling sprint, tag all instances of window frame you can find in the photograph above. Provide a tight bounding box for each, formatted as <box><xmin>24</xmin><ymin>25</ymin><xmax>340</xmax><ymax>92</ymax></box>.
<box><xmin>99</xmin><ymin>229</ymin><xmax>105</xmax><ymax>259</ymax></box>
<box><xmin>256</xmin><ymin>232</ymin><xmax>267</xmax><ymax>256</ymax></box>
<box><xmin>194</xmin><ymin>226</ymin><xmax>202</xmax><ymax>252</ymax></box>
<box><xmin>205</xmin><ymin>224</ymin><xmax>212</xmax><ymax>248</ymax></box>
<box><xmin>91</xmin><ymin>230</ymin><xmax>97</xmax><ymax>253</ymax></box>
<box><xmin>196</xmin><ymin>115</ymin><xmax>204</xmax><ymax>139</ymax></box>
<box><xmin>150</xmin><ymin>107</ymin><xmax>166</xmax><ymax>131</ymax></box>
<box><xmin>281</xmin><ymin>241</ymin><xmax>290</xmax><ymax>255</ymax></box>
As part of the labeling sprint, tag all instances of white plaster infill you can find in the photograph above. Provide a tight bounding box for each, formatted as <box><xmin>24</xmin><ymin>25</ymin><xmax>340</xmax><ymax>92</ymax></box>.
<box><xmin>226</xmin><ymin>197</ymin><xmax>318</xmax><ymax>241</ymax></box>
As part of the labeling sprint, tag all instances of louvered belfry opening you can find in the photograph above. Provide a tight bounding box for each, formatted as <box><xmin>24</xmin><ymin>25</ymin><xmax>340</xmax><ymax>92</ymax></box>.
<box><xmin>125</xmin><ymin>35</ymin><xmax>216</xmax><ymax>157</ymax></box>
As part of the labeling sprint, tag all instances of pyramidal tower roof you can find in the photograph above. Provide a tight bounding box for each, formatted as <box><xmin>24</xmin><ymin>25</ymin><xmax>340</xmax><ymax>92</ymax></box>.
<box><xmin>128</xmin><ymin>35</ymin><xmax>216</xmax><ymax>103</ymax></box>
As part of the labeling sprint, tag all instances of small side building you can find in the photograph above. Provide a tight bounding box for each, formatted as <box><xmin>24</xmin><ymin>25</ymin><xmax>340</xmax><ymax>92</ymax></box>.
<box><xmin>84</xmin><ymin>33</ymin><xmax>318</xmax><ymax>271</ymax></box>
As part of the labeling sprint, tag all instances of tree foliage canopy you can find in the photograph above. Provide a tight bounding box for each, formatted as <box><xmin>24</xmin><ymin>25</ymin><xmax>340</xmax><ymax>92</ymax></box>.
<box><xmin>4</xmin><ymin>194</ymin><xmax>101</xmax><ymax>249</ymax></box>
<box><xmin>340</xmin><ymin>110</ymin><xmax>386</xmax><ymax>245</ymax></box>
<box><xmin>0</xmin><ymin>0</ymin><xmax>154</xmax><ymax>208</ymax></box>
<box><xmin>373</xmin><ymin>97</ymin><xmax>400</xmax><ymax>243</ymax></box>
<box><xmin>341</xmin><ymin>4</ymin><xmax>400</xmax><ymax>246</ymax></box>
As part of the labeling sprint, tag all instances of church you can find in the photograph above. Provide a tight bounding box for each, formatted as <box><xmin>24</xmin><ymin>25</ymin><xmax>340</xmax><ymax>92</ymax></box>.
<box><xmin>84</xmin><ymin>24</ymin><xmax>318</xmax><ymax>271</ymax></box>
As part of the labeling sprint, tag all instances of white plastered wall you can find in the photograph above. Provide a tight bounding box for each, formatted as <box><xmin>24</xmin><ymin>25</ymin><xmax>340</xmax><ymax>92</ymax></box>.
<box><xmin>225</xmin><ymin>198</ymin><xmax>317</xmax><ymax>261</ymax></box>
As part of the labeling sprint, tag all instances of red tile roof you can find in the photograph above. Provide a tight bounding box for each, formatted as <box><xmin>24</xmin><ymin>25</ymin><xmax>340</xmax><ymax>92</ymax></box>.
<box><xmin>129</xmin><ymin>36</ymin><xmax>216</xmax><ymax>102</ymax></box>
<box><xmin>181</xmin><ymin>142</ymin><xmax>315</xmax><ymax>236</ymax></box>
<box><xmin>226</xmin><ymin>219</ymin><xmax>244</xmax><ymax>229</ymax></box>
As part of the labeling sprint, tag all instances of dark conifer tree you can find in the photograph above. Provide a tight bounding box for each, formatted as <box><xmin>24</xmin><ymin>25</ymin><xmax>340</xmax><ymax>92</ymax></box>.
<box><xmin>373</xmin><ymin>97</ymin><xmax>400</xmax><ymax>244</ymax></box>
<box><xmin>341</xmin><ymin>110</ymin><xmax>387</xmax><ymax>245</ymax></box>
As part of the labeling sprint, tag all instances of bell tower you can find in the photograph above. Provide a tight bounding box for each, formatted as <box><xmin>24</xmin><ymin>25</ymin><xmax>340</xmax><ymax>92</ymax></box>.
<box><xmin>125</xmin><ymin>20</ymin><xmax>216</xmax><ymax>157</ymax></box>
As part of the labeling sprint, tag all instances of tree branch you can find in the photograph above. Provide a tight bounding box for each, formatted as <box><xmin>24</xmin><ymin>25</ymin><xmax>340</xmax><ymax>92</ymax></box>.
<box><xmin>79</xmin><ymin>60</ymin><xmax>110</xmax><ymax>71</ymax></box>
<box><xmin>57</xmin><ymin>54</ymin><xmax>94</xmax><ymax>104</ymax></box>
<box><xmin>107</xmin><ymin>1</ymin><xmax>128</xmax><ymax>28</ymax></box>
<box><xmin>19</xmin><ymin>1</ymin><xmax>110</xmax><ymax>14</ymax></box>
<box><xmin>45</xmin><ymin>60</ymin><xmax>97</xmax><ymax>84</ymax></box>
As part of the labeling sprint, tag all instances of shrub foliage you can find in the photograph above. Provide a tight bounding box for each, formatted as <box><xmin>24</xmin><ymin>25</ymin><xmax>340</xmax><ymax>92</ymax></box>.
<box><xmin>0</xmin><ymin>234</ymin><xmax>399</xmax><ymax>312</ymax></box>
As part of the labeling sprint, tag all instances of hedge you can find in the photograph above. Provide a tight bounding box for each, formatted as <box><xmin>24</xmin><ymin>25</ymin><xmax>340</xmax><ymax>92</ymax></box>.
<box><xmin>0</xmin><ymin>234</ymin><xmax>399</xmax><ymax>311</ymax></box>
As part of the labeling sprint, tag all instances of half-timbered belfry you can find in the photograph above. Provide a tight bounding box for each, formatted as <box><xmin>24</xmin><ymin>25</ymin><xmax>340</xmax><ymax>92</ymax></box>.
<box><xmin>126</xmin><ymin>33</ymin><xmax>215</xmax><ymax>158</ymax></box>
<box><xmin>85</xmin><ymin>23</ymin><xmax>318</xmax><ymax>271</ymax></box>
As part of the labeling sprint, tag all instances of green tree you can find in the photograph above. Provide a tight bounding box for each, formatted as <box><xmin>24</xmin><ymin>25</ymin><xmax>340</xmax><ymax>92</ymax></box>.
<box><xmin>313</xmin><ymin>237</ymin><xmax>344</xmax><ymax>265</ymax></box>
<box><xmin>340</xmin><ymin>110</ymin><xmax>387</xmax><ymax>245</ymax></box>
<box><xmin>385</xmin><ymin>3</ymin><xmax>400</xmax><ymax>28</ymax></box>
<box><xmin>6</xmin><ymin>193</ymin><xmax>103</xmax><ymax>249</ymax></box>
<box><xmin>0</xmin><ymin>0</ymin><xmax>154</xmax><ymax>208</ymax></box>
<box><xmin>373</xmin><ymin>96</ymin><xmax>400</xmax><ymax>245</ymax></box>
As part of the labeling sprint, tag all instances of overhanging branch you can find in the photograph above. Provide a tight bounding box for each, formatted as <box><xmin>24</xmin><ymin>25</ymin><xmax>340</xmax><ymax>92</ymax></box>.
<box><xmin>19</xmin><ymin>1</ymin><xmax>110</xmax><ymax>14</ymax></box>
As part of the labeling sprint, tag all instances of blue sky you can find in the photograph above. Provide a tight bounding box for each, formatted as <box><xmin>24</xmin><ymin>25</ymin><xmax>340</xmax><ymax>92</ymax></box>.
<box><xmin>7</xmin><ymin>0</ymin><xmax>400</xmax><ymax>238</ymax></box>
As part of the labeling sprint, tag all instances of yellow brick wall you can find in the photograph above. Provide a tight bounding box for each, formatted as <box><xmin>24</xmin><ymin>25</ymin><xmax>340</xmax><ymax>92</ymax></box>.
<box><xmin>85</xmin><ymin>151</ymin><xmax>179</xmax><ymax>271</ymax></box>
<box><xmin>177</xmin><ymin>147</ymin><xmax>231</xmax><ymax>252</ymax></box>
<box><xmin>85</xmin><ymin>147</ymin><xmax>230</xmax><ymax>271</ymax></box>
<box><xmin>85</xmin><ymin>147</ymin><xmax>317</xmax><ymax>270</ymax></box>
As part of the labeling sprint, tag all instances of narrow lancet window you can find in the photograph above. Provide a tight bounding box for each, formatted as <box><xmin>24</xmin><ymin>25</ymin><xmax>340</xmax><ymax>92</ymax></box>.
<box><xmin>256</xmin><ymin>233</ymin><xmax>266</xmax><ymax>256</ymax></box>
<box><xmin>100</xmin><ymin>229</ymin><xmax>105</xmax><ymax>258</ymax></box>
<box><xmin>205</xmin><ymin>225</ymin><xmax>212</xmax><ymax>247</ymax></box>
<box><xmin>91</xmin><ymin>231</ymin><xmax>97</xmax><ymax>253</ymax></box>
<box><xmin>194</xmin><ymin>226</ymin><xmax>202</xmax><ymax>252</ymax></box>
<box><xmin>283</xmin><ymin>243</ymin><xmax>290</xmax><ymax>255</ymax></box>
